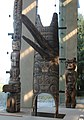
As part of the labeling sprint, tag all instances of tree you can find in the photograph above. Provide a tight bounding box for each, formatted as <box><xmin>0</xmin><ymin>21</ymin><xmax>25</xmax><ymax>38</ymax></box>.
<box><xmin>77</xmin><ymin>14</ymin><xmax>84</xmax><ymax>92</ymax></box>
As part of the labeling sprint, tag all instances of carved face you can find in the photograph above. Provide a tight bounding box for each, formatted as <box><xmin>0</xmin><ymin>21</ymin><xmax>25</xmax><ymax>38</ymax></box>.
<box><xmin>66</xmin><ymin>62</ymin><xmax>76</xmax><ymax>70</ymax></box>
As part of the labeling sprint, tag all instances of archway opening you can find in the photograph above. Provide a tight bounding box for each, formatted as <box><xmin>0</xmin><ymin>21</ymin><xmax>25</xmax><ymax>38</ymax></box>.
<box><xmin>37</xmin><ymin>93</ymin><xmax>55</xmax><ymax>113</ymax></box>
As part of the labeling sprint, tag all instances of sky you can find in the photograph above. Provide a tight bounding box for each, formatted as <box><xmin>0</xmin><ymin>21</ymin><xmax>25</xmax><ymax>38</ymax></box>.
<box><xmin>0</xmin><ymin>0</ymin><xmax>84</xmax><ymax>84</ymax></box>
<box><xmin>38</xmin><ymin>0</ymin><xmax>84</xmax><ymax>26</ymax></box>
<box><xmin>0</xmin><ymin>0</ymin><xmax>14</xmax><ymax>84</ymax></box>
<box><xmin>38</xmin><ymin>0</ymin><xmax>59</xmax><ymax>26</ymax></box>
<box><xmin>78</xmin><ymin>0</ymin><xmax>84</xmax><ymax>15</ymax></box>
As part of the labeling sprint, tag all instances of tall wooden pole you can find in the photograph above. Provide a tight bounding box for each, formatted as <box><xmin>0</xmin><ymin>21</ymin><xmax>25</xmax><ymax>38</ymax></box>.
<box><xmin>3</xmin><ymin>0</ymin><xmax>22</xmax><ymax>113</ymax></box>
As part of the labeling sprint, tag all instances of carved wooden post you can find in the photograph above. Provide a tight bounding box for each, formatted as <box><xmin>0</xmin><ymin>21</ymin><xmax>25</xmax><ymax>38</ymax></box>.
<box><xmin>65</xmin><ymin>58</ymin><xmax>77</xmax><ymax>108</ymax></box>
<box><xmin>22</xmin><ymin>12</ymin><xmax>59</xmax><ymax>117</ymax></box>
<box><xmin>3</xmin><ymin>0</ymin><xmax>22</xmax><ymax>112</ymax></box>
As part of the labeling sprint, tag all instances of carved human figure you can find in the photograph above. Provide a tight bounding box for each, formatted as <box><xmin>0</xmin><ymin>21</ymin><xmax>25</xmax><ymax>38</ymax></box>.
<box><xmin>65</xmin><ymin>58</ymin><xmax>77</xmax><ymax>108</ymax></box>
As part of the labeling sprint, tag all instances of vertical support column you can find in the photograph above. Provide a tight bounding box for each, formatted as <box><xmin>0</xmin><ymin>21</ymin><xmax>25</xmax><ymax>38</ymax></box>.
<box><xmin>59</xmin><ymin>0</ymin><xmax>66</xmax><ymax>105</ymax></box>
<box><xmin>65</xmin><ymin>0</ymin><xmax>78</xmax><ymax>59</ymax></box>
<box><xmin>3</xmin><ymin>0</ymin><xmax>22</xmax><ymax>113</ymax></box>
<box><xmin>21</xmin><ymin>0</ymin><xmax>36</xmax><ymax>108</ymax></box>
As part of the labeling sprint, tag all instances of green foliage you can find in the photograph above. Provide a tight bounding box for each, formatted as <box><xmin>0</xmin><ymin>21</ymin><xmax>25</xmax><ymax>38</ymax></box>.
<box><xmin>77</xmin><ymin>14</ymin><xmax>84</xmax><ymax>92</ymax></box>
<box><xmin>78</xmin><ymin>14</ymin><xmax>84</xmax><ymax>67</ymax></box>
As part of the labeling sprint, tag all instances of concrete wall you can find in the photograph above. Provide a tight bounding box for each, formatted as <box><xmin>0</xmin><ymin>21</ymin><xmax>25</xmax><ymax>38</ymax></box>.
<box><xmin>20</xmin><ymin>0</ymin><xmax>36</xmax><ymax>108</ymax></box>
<box><xmin>65</xmin><ymin>0</ymin><xmax>78</xmax><ymax>59</ymax></box>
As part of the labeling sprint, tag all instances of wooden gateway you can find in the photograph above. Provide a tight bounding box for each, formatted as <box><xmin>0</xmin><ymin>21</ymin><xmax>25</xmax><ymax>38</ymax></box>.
<box><xmin>22</xmin><ymin>12</ymin><xmax>59</xmax><ymax>117</ymax></box>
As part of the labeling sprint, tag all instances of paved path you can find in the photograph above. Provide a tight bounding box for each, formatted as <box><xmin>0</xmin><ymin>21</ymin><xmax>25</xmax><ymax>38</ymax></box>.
<box><xmin>0</xmin><ymin>107</ymin><xmax>84</xmax><ymax>120</ymax></box>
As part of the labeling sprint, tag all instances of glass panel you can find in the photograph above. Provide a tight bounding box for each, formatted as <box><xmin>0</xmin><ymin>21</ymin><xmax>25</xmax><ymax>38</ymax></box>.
<box><xmin>37</xmin><ymin>93</ymin><xmax>55</xmax><ymax>112</ymax></box>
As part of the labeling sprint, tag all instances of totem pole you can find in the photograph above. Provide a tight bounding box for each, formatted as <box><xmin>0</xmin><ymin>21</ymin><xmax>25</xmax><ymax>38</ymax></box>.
<box><xmin>65</xmin><ymin>58</ymin><xmax>77</xmax><ymax>108</ymax></box>
<box><xmin>3</xmin><ymin>0</ymin><xmax>22</xmax><ymax>112</ymax></box>
<box><xmin>22</xmin><ymin>12</ymin><xmax>59</xmax><ymax>117</ymax></box>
